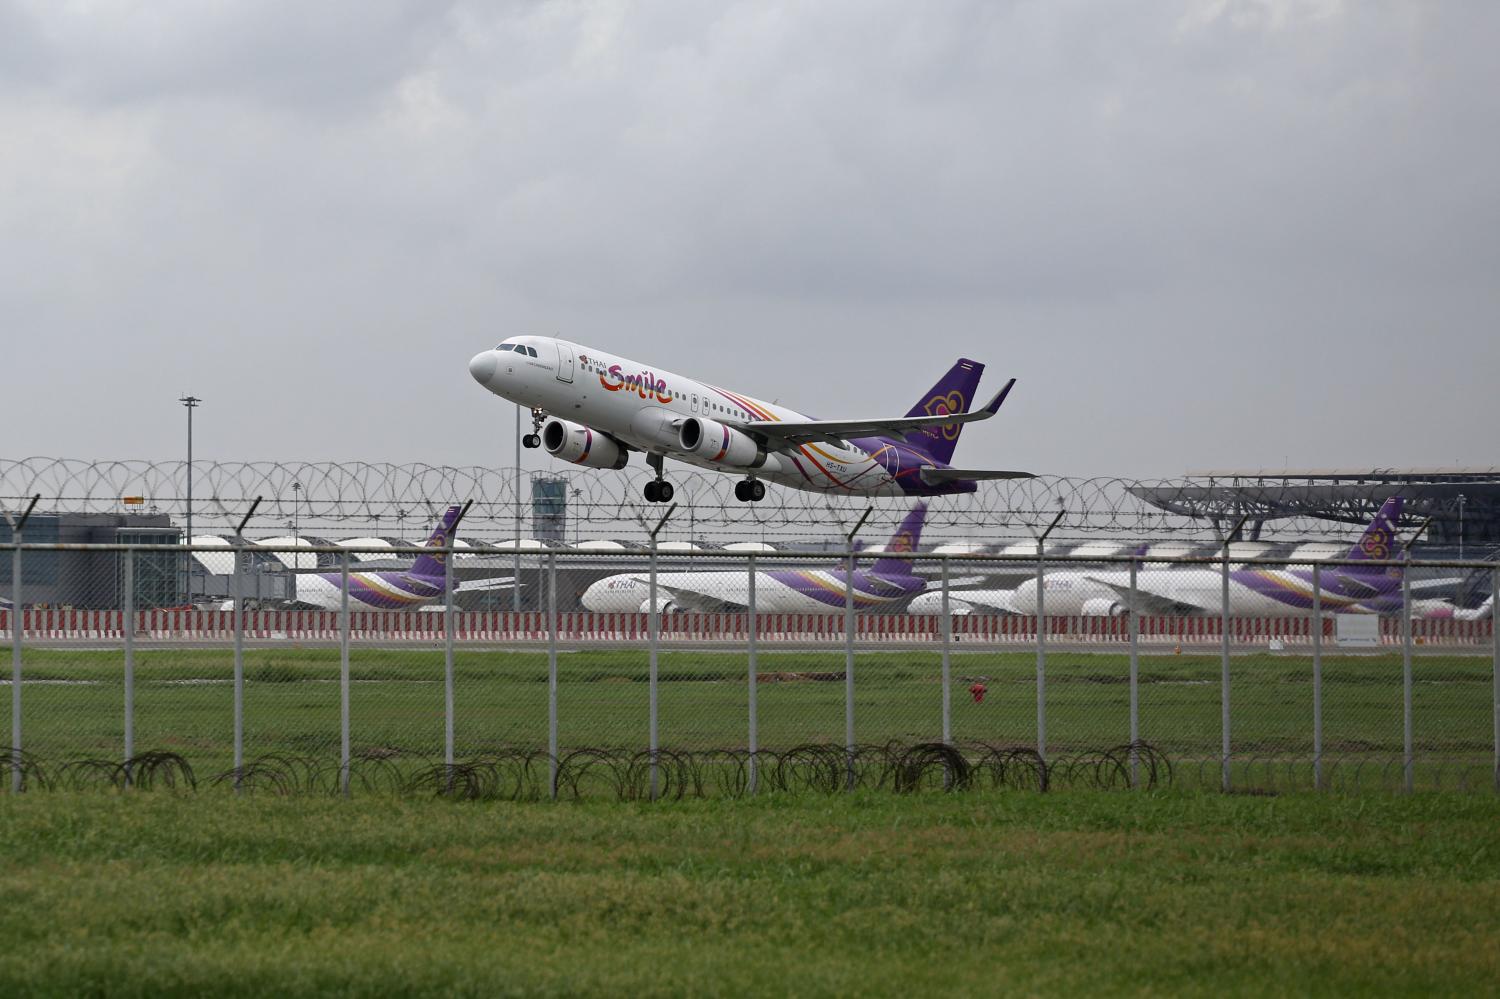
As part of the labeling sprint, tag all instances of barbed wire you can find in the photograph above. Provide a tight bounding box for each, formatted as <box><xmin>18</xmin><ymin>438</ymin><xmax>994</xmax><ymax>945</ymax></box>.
<box><xmin>0</xmin><ymin>456</ymin><xmax>1464</xmax><ymax>546</ymax></box>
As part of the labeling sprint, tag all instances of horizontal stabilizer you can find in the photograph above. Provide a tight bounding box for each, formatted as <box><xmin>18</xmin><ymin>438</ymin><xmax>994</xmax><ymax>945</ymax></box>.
<box><xmin>919</xmin><ymin>467</ymin><xmax>1034</xmax><ymax>485</ymax></box>
<box><xmin>744</xmin><ymin>381</ymin><xmax>1016</xmax><ymax>448</ymax></box>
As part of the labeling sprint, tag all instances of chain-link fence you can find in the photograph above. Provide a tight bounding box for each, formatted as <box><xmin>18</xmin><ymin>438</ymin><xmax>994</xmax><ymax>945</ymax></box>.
<box><xmin>1</xmin><ymin>540</ymin><xmax>1495</xmax><ymax>797</ymax></box>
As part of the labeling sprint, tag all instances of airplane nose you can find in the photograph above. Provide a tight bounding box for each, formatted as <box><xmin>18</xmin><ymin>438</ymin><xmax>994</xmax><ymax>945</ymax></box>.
<box><xmin>468</xmin><ymin>351</ymin><xmax>497</xmax><ymax>386</ymax></box>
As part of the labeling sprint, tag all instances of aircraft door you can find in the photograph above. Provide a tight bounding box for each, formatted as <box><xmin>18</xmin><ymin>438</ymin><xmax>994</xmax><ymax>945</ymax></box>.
<box><xmin>555</xmin><ymin>341</ymin><xmax>576</xmax><ymax>383</ymax></box>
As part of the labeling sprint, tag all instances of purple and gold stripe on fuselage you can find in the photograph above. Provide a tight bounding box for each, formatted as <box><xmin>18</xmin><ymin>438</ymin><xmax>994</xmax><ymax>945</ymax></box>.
<box><xmin>334</xmin><ymin>571</ymin><xmax>443</xmax><ymax>610</ymax></box>
<box><xmin>1232</xmin><ymin>569</ymin><xmax>1385</xmax><ymax>612</ymax></box>
<box><xmin>768</xmin><ymin>569</ymin><xmax>923</xmax><ymax>610</ymax></box>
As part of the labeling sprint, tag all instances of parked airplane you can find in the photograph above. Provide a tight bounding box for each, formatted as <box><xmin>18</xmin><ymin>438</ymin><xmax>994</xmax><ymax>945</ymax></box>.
<box><xmin>221</xmin><ymin>505</ymin><xmax>512</xmax><ymax>611</ymax></box>
<box><xmin>1003</xmin><ymin>498</ymin><xmax>1457</xmax><ymax>617</ymax></box>
<box><xmin>911</xmin><ymin>498</ymin><xmax>1459</xmax><ymax>618</ymax></box>
<box><xmin>581</xmin><ymin>504</ymin><xmax>931</xmax><ymax>613</ymax></box>
<box><xmin>468</xmin><ymin>337</ymin><xmax>1030</xmax><ymax>503</ymax></box>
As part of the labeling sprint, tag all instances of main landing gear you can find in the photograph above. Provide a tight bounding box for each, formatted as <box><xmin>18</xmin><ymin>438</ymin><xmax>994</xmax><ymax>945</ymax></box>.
<box><xmin>644</xmin><ymin>453</ymin><xmax>675</xmax><ymax>503</ymax></box>
<box><xmin>521</xmin><ymin>408</ymin><xmax>545</xmax><ymax>449</ymax></box>
<box><xmin>734</xmin><ymin>479</ymin><xmax>766</xmax><ymax>503</ymax></box>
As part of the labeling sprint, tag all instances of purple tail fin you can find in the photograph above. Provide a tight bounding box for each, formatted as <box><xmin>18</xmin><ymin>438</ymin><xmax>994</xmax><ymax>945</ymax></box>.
<box><xmin>871</xmin><ymin>503</ymin><xmax>928</xmax><ymax>577</ymax></box>
<box><xmin>1342</xmin><ymin>497</ymin><xmax>1403</xmax><ymax>574</ymax></box>
<box><xmin>901</xmin><ymin>359</ymin><xmax>985</xmax><ymax>464</ymax></box>
<box><xmin>410</xmin><ymin>505</ymin><xmax>464</xmax><ymax>579</ymax></box>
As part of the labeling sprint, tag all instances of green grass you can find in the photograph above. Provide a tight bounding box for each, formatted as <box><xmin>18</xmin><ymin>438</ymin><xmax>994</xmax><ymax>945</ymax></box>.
<box><xmin>0</xmin><ymin>791</ymin><xmax>1497</xmax><ymax>995</ymax></box>
<box><xmin>3</xmin><ymin>646</ymin><xmax>1494</xmax><ymax>791</ymax></box>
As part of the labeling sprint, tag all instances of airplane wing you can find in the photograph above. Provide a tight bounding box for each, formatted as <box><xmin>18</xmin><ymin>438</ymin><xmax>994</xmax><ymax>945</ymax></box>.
<box><xmin>743</xmin><ymin>379</ymin><xmax>1016</xmax><ymax>447</ymax></box>
<box><xmin>920</xmin><ymin>467</ymin><xmax>1034</xmax><ymax>484</ymax></box>
<box><xmin>1083</xmin><ymin>576</ymin><xmax>1215</xmax><ymax>615</ymax></box>
<box><xmin>949</xmin><ymin>591</ymin><xmax>1016</xmax><ymax>614</ymax></box>
<box><xmin>454</xmin><ymin>577</ymin><xmax>518</xmax><ymax>593</ymax></box>
<box><xmin>629</xmin><ymin>577</ymin><xmax>744</xmax><ymax>613</ymax></box>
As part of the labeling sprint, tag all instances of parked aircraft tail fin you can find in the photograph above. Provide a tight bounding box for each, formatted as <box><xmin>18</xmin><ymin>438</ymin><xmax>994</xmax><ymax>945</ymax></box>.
<box><xmin>871</xmin><ymin>503</ymin><xmax>928</xmax><ymax>577</ymax></box>
<box><xmin>901</xmin><ymin>359</ymin><xmax>987</xmax><ymax>464</ymax></box>
<box><xmin>411</xmin><ymin>504</ymin><xmax>468</xmax><ymax>579</ymax></box>
<box><xmin>1342</xmin><ymin>496</ymin><xmax>1403</xmax><ymax>575</ymax></box>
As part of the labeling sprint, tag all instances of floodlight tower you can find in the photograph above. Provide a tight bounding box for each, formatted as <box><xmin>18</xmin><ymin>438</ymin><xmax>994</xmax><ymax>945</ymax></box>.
<box><xmin>179</xmin><ymin>395</ymin><xmax>201</xmax><ymax>601</ymax></box>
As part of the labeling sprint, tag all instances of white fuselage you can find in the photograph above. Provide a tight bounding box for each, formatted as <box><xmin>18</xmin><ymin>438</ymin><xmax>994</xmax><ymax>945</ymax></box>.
<box><xmin>1007</xmin><ymin>568</ymin><xmax>1355</xmax><ymax>617</ymax></box>
<box><xmin>906</xmin><ymin>589</ymin><xmax>1016</xmax><ymax>615</ymax></box>
<box><xmin>473</xmin><ymin>336</ymin><xmax>908</xmax><ymax>495</ymax></box>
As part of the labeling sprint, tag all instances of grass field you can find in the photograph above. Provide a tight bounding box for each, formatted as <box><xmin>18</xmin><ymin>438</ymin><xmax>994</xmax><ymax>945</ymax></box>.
<box><xmin>0</xmin><ymin>791</ymin><xmax>1497</xmax><ymax>995</ymax></box>
<box><xmin>3</xmin><ymin>645</ymin><xmax>1495</xmax><ymax>791</ymax></box>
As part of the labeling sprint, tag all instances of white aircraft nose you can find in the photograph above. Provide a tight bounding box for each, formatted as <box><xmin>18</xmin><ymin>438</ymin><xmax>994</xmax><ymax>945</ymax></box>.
<box><xmin>468</xmin><ymin>351</ymin><xmax>497</xmax><ymax>386</ymax></box>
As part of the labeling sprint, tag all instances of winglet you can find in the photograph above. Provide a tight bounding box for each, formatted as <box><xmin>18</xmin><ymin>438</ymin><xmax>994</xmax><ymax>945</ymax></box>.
<box><xmin>982</xmin><ymin>378</ymin><xmax>1016</xmax><ymax>416</ymax></box>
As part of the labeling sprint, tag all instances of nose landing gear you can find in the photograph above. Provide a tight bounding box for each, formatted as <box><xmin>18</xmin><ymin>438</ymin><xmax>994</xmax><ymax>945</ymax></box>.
<box><xmin>734</xmin><ymin>479</ymin><xmax>766</xmax><ymax>503</ymax></box>
<box><xmin>643</xmin><ymin>453</ymin><xmax>674</xmax><ymax>503</ymax></box>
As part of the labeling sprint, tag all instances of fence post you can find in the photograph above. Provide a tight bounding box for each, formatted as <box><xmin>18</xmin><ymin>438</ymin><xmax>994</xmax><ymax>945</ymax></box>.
<box><xmin>1035</xmin><ymin>543</ymin><xmax>1047</xmax><ymax>762</ymax></box>
<box><xmin>649</xmin><ymin>536</ymin><xmax>659</xmax><ymax>800</ymax></box>
<box><xmin>10</xmin><ymin>535</ymin><xmax>22</xmax><ymax>793</ymax></box>
<box><xmin>941</xmin><ymin>556</ymin><xmax>952</xmax><ymax>747</ymax></box>
<box><xmin>123</xmin><ymin>546</ymin><xmax>135</xmax><ymax>774</ymax></box>
<box><xmin>1492</xmin><ymin>564</ymin><xmax>1498</xmax><ymax>795</ymax></box>
<box><xmin>1312</xmin><ymin>562</ymin><xmax>1323</xmax><ymax>791</ymax></box>
<box><xmin>842</xmin><ymin>508</ymin><xmax>872</xmax><ymax>791</ymax></box>
<box><xmin>444</xmin><ymin>539</ymin><xmax>455</xmax><ymax>771</ymax></box>
<box><xmin>845</xmin><ymin>544</ymin><xmax>857</xmax><ymax>790</ymax></box>
<box><xmin>747</xmin><ymin>552</ymin><xmax>759</xmax><ymax>795</ymax></box>
<box><xmin>1403</xmin><ymin>552</ymin><xmax>1414</xmax><ymax>793</ymax></box>
<box><xmin>548</xmin><ymin>552</ymin><xmax>558</xmax><ymax>799</ymax></box>
<box><xmin>339</xmin><ymin>551</ymin><xmax>351</xmax><ymax>796</ymax></box>
<box><xmin>1220</xmin><ymin>543</ymin><xmax>1232</xmax><ymax>792</ymax></box>
<box><xmin>232</xmin><ymin>542</ymin><xmax>245</xmax><ymax>791</ymax></box>
<box><xmin>1129</xmin><ymin>557</ymin><xmax>1139</xmax><ymax>788</ymax></box>
<box><xmin>646</xmin><ymin>506</ymin><xmax>675</xmax><ymax>801</ymax></box>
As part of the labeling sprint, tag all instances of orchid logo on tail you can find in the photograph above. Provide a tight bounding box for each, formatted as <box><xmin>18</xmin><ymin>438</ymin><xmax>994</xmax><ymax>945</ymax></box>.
<box><xmin>922</xmin><ymin>391</ymin><xmax>966</xmax><ymax>442</ymax></box>
<box><xmin>1361</xmin><ymin>528</ymin><xmax>1391</xmax><ymax>559</ymax></box>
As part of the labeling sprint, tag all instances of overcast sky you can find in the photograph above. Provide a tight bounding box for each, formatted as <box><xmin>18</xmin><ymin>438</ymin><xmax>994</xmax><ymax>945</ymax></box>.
<box><xmin>2</xmin><ymin>0</ymin><xmax>1495</xmax><ymax>481</ymax></box>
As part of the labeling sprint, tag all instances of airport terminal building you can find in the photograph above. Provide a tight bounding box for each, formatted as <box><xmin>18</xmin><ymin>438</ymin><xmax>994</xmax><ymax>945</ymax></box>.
<box><xmin>1131</xmin><ymin>467</ymin><xmax>1500</xmax><ymax>554</ymax></box>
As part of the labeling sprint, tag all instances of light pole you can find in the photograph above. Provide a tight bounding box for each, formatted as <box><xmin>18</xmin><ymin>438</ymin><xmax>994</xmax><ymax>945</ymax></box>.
<box><xmin>179</xmin><ymin>395</ymin><xmax>201</xmax><ymax>603</ymax></box>
<box><xmin>571</xmin><ymin>487</ymin><xmax>581</xmax><ymax>547</ymax></box>
<box><xmin>292</xmin><ymin>481</ymin><xmax>302</xmax><ymax>567</ymax></box>
<box><xmin>1458</xmin><ymin>493</ymin><xmax>1466</xmax><ymax>561</ymax></box>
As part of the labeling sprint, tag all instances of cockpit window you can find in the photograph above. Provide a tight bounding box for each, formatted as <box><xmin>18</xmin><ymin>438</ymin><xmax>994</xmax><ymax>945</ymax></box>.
<box><xmin>497</xmin><ymin>343</ymin><xmax>515</xmax><ymax>351</ymax></box>
<box><xmin>526</xmin><ymin>346</ymin><xmax>538</xmax><ymax>357</ymax></box>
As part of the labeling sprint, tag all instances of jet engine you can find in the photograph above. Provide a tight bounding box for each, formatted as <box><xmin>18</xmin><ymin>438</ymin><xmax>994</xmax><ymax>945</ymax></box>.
<box><xmin>542</xmin><ymin>418</ymin><xmax>628</xmax><ymax>470</ymax></box>
<box><xmin>677</xmin><ymin>417</ymin><xmax>766</xmax><ymax>468</ymax></box>
<box><xmin>1080</xmin><ymin>597</ymin><xmax>1129</xmax><ymax>617</ymax></box>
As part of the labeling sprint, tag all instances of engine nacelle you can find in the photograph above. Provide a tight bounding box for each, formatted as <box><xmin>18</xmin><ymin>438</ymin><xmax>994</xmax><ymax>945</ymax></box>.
<box><xmin>542</xmin><ymin>418</ymin><xmax>628</xmax><ymax>470</ymax></box>
<box><xmin>1080</xmin><ymin>597</ymin><xmax>1129</xmax><ymax>617</ymax></box>
<box><xmin>677</xmin><ymin>417</ymin><xmax>766</xmax><ymax>468</ymax></box>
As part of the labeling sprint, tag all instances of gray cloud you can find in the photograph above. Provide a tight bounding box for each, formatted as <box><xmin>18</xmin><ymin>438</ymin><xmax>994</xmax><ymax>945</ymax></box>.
<box><xmin>1</xmin><ymin>0</ymin><xmax>1495</xmax><ymax>479</ymax></box>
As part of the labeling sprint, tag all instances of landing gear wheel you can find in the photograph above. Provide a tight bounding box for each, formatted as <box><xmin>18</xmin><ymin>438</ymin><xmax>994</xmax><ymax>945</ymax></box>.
<box><xmin>522</xmin><ymin>433</ymin><xmax>540</xmax><ymax>449</ymax></box>
<box><xmin>644</xmin><ymin>481</ymin><xmax>660</xmax><ymax>503</ymax></box>
<box><xmin>657</xmin><ymin>481</ymin><xmax>674</xmax><ymax>503</ymax></box>
<box><xmin>734</xmin><ymin>481</ymin><xmax>749</xmax><ymax>502</ymax></box>
<box><xmin>750</xmin><ymin>480</ymin><xmax>765</xmax><ymax>502</ymax></box>
<box><xmin>736</xmin><ymin>480</ymin><xmax>765</xmax><ymax>502</ymax></box>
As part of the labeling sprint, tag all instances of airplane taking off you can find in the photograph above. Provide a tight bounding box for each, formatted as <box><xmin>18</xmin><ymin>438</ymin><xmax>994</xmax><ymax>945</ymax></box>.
<box><xmin>581</xmin><ymin>504</ymin><xmax>931</xmax><ymax>614</ymax></box>
<box><xmin>222</xmin><ymin>506</ymin><xmax>512</xmax><ymax>611</ymax></box>
<box><xmin>468</xmin><ymin>337</ymin><xmax>1030</xmax><ymax>503</ymax></box>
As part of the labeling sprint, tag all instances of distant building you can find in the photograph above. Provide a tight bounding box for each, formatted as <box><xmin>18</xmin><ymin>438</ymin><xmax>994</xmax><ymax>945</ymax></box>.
<box><xmin>0</xmin><ymin>512</ymin><xmax>180</xmax><ymax>609</ymax></box>
<box><xmin>1131</xmin><ymin>468</ymin><xmax>1500</xmax><ymax>554</ymax></box>
<box><xmin>532</xmin><ymin>476</ymin><xmax>568</xmax><ymax>543</ymax></box>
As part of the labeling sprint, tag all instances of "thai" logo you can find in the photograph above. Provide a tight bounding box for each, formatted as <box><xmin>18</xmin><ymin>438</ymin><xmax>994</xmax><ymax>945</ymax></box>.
<box><xmin>600</xmin><ymin>364</ymin><xmax>674</xmax><ymax>404</ymax></box>
<box><xmin>922</xmin><ymin>391</ymin><xmax>966</xmax><ymax>441</ymax></box>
